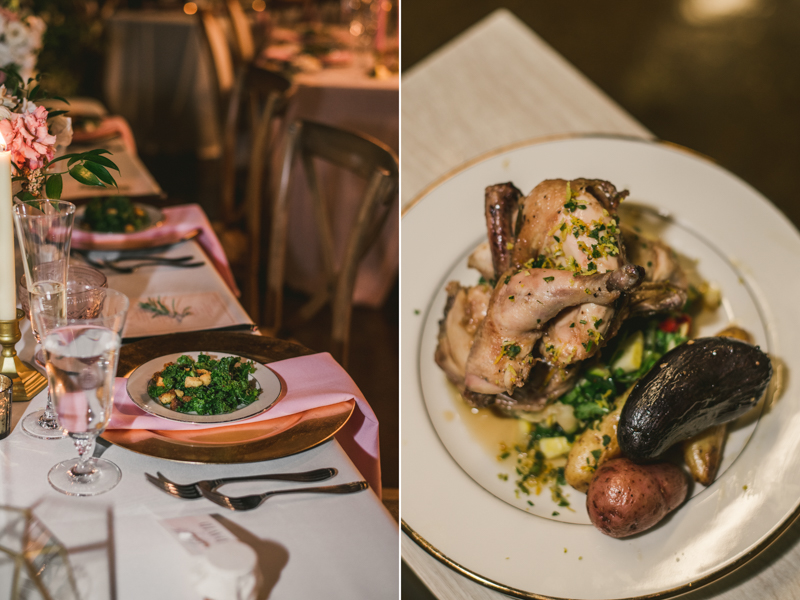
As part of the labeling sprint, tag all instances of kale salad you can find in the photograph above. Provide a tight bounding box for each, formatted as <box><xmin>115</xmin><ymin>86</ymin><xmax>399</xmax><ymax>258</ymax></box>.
<box><xmin>81</xmin><ymin>196</ymin><xmax>151</xmax><ymax>233</ymax></box>
<box><xmin>147</xmin><ymin>354</ymin><xmax>260</xmax><ymax>415</ymax></box>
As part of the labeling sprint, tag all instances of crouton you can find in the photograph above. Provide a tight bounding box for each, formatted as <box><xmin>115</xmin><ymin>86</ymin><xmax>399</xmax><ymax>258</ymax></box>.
<box><xmin>185</xmin><ymin>376</ymin><xmax>203</xmax><ymax>388</ymax></box>
<box><xmin>158</xmin><ymin>391</ymin><xmax>176</xmax><ymax>405</ymax></box>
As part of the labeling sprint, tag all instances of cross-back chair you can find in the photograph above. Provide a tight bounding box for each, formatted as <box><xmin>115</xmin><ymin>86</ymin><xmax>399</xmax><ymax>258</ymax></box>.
<box><xmin>198</xmin><ymin>8</ymin><xmax>295</xmax><ymax>315</ymax></box>
<box><xmin>225</xmin><ymin>0</ymin><xmax>257</xmax><ymax>65</ymax></box>
<box><xmin>263</xmin><ymin>120</ymin><xmax>398</xmax><ymax>367</ymax></box>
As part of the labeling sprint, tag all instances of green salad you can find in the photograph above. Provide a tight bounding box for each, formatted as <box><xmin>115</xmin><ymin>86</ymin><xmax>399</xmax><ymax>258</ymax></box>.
<box><xmin>82</xmin><ymin>196</ymin><xmax>151</xmax><ymax>233</ymax></box>
<box><xmin>147</xmin><ymin>354</ymin><xmax>260</xmax><ymax>415</ymax></box>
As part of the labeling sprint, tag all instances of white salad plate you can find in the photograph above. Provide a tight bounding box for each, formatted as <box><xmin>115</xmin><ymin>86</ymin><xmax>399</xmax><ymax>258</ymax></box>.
<box><xmin>126</xmin><ymin>351</ymin><xmax>282</xmax><ymax>424</ymax></box>
<box><xmin>401</xmin><ymin>135</ymin><xmax>800</xmax><ymax>600</ymax></box>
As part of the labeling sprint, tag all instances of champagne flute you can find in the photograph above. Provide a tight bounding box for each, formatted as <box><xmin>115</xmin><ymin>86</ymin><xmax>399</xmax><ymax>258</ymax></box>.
<box><xmin>13</xmin><ymin>199</ymin><xmax>76</xmax><ymax>440</ymax></box>
<box><xmin>36</xmin><ymin>287</ymin><xmax>129</xmax><ymax>496</ymax></box>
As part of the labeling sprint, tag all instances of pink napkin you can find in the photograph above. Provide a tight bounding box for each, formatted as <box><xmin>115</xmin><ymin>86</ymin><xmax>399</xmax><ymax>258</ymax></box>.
<box><xmin>72</xmin><ymin>115</ymin><xmax>138</xmax><ymax>155</ymax></box>
<box><xmin>72</xmin><ymin>204</ymin><xmax>240</xmax><ymax>296</ymax></box>
<box><xmin>106</xmin><ymin>353</ymin><xmax>382</xmax><ymax>497</ymax></box>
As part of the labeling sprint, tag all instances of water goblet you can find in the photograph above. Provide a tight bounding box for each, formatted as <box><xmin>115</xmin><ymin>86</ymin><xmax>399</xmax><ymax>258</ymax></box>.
<box><xmin>37</xmin><ymin>287</ymin><xmax>129</xmax><ymax>496</ymax></box>
<box><xmin>13</xmin><ymin>200</ymin><xmax>76</xmax><ymax>440</ymax></box>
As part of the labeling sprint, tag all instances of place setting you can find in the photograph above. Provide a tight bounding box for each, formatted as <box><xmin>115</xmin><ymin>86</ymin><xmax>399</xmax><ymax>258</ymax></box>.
<box><xmin>0</xmin><ymin>3</ymin><xmax>399</xmax><ymax>596</ymax></box>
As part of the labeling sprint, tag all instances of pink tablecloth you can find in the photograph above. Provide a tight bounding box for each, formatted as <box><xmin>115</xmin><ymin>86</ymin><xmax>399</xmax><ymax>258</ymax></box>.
<box><xmin>72</xmin><ymin>204</ymin><xmax>240</xmax><ymax>296</ymax></box>
<box><xmin>106</xmin><ymin>352</ymin><xmax>382</xmax><ymax>497</ymax></box>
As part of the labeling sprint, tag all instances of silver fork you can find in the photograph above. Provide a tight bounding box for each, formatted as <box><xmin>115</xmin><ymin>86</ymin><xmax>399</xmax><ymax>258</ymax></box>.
<box><xmin>145</xmin><ymin>468</ymin><xmax>338</xmax><ymax>499</ymax></box>
<box><xmin>198</xmin><ymin>480</ymin><xmax>369</xmax><ymax>511</ymax></box>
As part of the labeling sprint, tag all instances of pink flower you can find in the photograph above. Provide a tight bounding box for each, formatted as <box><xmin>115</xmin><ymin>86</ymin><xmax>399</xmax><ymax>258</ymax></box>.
<box><xmin>0</xmin><ymin>104</ymin><xmax>56</xmax><ymax>171</ymax></box>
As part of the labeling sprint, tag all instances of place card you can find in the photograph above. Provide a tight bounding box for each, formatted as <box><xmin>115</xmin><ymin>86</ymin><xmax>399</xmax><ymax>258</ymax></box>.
<box><xmin>159</xmin><ymin>514</ymin><xmax>237</xmax><ymax>555</ymax></box>
<box><xmin>122</xmin><ymin>291</ymin><xmax>240</xmax><ymax>339</ymax></box>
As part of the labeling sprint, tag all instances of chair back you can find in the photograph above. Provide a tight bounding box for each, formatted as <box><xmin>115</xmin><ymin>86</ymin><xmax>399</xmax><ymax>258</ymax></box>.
<box><xmin>197</xmin><ymin>9</ymin><xmax>236</xmax><ymax>103</ymax></box>
<box><xmin>225</xmin><ymin>0</ymin><xmax>256</xmax><ymax>64</ymax></box>
<box><xmin>265</xmin><ymin>120</ymin><xmax>398</xmax><ymax>367</ymax></box>
<box><xmin>232</xmin><ymin>67</ymin><xmax>293</xmax><ymax>315</ymax></box>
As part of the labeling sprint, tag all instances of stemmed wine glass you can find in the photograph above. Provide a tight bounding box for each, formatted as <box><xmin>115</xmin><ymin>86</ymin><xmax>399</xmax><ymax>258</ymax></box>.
<box><xmin>13</xmin><ymin>199</ymin><xmax>76</xmax><ymax>440</ymax></box>
<box><xmin>33</xmin><ymin>286</ymin><xmax>129</xmax><ymax>496</ymax></box>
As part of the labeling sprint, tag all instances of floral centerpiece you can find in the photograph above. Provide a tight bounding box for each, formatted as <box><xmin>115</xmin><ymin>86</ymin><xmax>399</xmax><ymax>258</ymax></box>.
<box><xmin>0</xmin><ymin>68</ymin><xmax>117</xmax><ymax>200</ymax></box>
<box><xmin>0</xmin><ymin>6</ymin><xmax>45</xmax><ymax>83</ymax></box>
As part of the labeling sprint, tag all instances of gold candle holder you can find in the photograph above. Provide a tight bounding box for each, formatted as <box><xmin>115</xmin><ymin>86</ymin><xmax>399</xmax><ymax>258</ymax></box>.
<box><xmin>0</xmin><ymin>309</ymin><xmax>47</xmax><ymax>402</ymax></box>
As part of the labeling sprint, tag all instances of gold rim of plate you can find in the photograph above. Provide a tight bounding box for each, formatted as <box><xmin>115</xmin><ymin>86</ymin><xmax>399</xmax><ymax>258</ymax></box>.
<box><xmin>102</xmin><ymin>332</ymin><xmax>353</xmax><ymax>463</ymax></box>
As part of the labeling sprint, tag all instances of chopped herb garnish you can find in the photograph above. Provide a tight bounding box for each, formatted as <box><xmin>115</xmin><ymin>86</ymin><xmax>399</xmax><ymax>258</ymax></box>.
<box><xmin>498</xmin><ymin>473</ymin><xmax>509</xmax><ymax>481</ymax></box>
<box><xmin>582</xmin><ymin>340</ymin><xmax>594</xmax><ymax>352</ymax></box>
<box><xmin>579</xmin><ymin>320</ymin><xmax>587</xmax><ymax>325</ymax></box>
<box><xmin>569</xmin><ymin>322</ymin><xmax>575</xmax><ymax>328</ymax></box>
<box><xmin>552</xmin><ymin>511</ymin><xmax>560</xmax><ymax>516</ymax></box>
<box><xmin>508</xmin><ymin>295</ymin><xmax>515</xmax><ymax>301</ymax></box>
<box><xmin>413</xmin><ymin>309</ymin><xmax>420</xmax><ymax>315</ymax></box>
<box><xmin>554</xmin><ymin>235</ymin><xmax>560</xmax><ymax>242</ymax></box>
<box><xmin>591</xmin><ymin>449</ymin><xmax>602</xmax><ymax>461</ymax></box>
<box><xmin>543</xmin><ymin>276</ymin><xmax>555</xmax><ymax>282</ymax></box>
<box><xmin>602</xmin><ymin>435</ymin><xmax>611</xmax><ymax>447</ymax></box>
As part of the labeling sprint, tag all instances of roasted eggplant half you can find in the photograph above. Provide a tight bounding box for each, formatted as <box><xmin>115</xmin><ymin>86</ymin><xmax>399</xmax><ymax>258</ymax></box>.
<box><xmin>618</xmin><ymin>337</ymin><xmax>772</xmax><ymax>461</ymax></box>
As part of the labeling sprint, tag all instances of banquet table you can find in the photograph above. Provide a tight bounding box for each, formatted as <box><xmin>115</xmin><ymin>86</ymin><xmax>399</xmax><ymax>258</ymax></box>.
<box><xmin>401</xmin><ymin>9</ymin><xmax>800</xmax><ymax>600</ymax></box>
<box><xmin>1</xmin><ymin>210</ymin><xmax>398</xmax><ymax>598</ymax></box>
<box><xmin>104</xmin><ymin>10</ymin><xmax>398</xmax><ymax>307</ymax></box>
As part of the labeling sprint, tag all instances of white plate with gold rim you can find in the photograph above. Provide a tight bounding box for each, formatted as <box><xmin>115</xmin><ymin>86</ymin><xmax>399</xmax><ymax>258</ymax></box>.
<box><xmin>401</xmin><ymin>136</ymin><xmax>798</xmax><ymax>600</ymax></box>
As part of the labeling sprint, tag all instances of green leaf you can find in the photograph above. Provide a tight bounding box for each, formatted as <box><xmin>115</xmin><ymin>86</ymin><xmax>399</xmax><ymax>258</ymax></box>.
<box><xmin>47</xmin><ymin>110</ymin><xmax>68</xmax><ymax>119</ymax></box>
<box><xmin>17</xmin><ymin>191</ymin><xmax>36</xmax><ymax>201</ymax></box>
<box><xmin>85</xmin><ymin>154</ymin><xmax>119</xmax><ymax>172</ymax></box>
<box><xmin>45</xmin><ymin>174</ymin><xmax>63</xmax><ymax>199</ymax></box>
<box><xmin>82</xmin><ymin>161</ymin><xmax>116</xmax><ymax>187</ymax></box>
<box><xmin>51</xmin><ymin>96</ymin><xmax>69</xmax><ymax>104</ymax></box>
<box><xmin>69</xmin><ymin>164</ymin><xmax>103</xmax><ymax>187</ymax></box>
<box><xmin>47</xmin><ymin>153</ymin><xmax>79</xmax><ymax>166</ymax></box>
<box><xmin>84</xmin><ymin>148</ymin><xmax>111</xmax><ymax>156</ymax></box>
<box><xmin>28</xmin><ymin>85</ymin><xmax>42</xmax><ymax>101</ymax></box>
<box><xmin>67</xmin><ymin>155</ymin><xmax>83</xmax><ymax>167</ymax></box>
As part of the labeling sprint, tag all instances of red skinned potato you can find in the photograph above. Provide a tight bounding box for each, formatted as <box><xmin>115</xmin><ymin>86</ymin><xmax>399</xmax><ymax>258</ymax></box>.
<box><xmin>586</xmin><ymin>458</ymin><xmax>688</xmax><ymax>538</ymax></box>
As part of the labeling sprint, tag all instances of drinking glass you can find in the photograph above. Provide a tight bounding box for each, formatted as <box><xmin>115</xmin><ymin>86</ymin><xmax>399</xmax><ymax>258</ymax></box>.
<box><xmin>37</xmin><ymin>287</ymin><xmax>129</xmax><ymax>496</ymax></box>
<box><xmin>13</xmin><ymin>199</ymin><xmax>76</xmax><ymax>440</ymax></box>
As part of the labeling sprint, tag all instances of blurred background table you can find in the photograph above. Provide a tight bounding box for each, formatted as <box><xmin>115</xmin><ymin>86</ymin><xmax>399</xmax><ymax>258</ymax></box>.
<box><xmin>401</xmin><ymin>8</ymin><xmax>800</xmax><ymax>600</ymax></box>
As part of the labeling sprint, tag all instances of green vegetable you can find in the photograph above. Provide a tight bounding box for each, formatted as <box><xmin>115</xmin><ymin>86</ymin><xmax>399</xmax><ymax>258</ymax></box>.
<box><xmin>82</xmin><ymin>196</ymin><xmax>151</xmax><ymax>233</ymax></box>
<box><xmin>148</xmin><ymin>354</ymin><xmax>259</xmax><ymax>415</ymax></box>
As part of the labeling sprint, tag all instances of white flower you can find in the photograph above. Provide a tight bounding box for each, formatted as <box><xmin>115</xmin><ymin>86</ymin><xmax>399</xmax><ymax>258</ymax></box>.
<box><xmin>5</xmin><ymin>21</ymin><xmax>31</xmax><ymax>50</ymax></box>
<box><xmin>0</xmin><ymin>85</ymin><xmax>17</xmax><ymax>110</ymax></box>
<box><xmin>50</xmin><ymin>115</ymin><xmax>73</xmax><ymax>151</ymax></box>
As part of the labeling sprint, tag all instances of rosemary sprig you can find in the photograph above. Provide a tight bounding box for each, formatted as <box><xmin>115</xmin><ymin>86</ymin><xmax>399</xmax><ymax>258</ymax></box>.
<box><xmin>138</xmin><ymin>297</ymin><xmax>192</xmax><ymax>323</ymax></box>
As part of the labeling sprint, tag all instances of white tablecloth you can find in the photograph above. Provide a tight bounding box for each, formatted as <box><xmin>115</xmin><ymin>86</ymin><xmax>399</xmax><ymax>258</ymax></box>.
<box><xmin>1</xmin><ymin>237</ymin><xmax>398</xmax><ymax>598</ymax></box>
<box><xmin>104</xmin><ymin>10</ymin><xmax>222</xmax><ymax>159</ymax></box>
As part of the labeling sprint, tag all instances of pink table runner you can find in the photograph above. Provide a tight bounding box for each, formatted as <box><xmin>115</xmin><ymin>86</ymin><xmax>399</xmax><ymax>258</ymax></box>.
<box><xmin>72</xmin><ymin>204</ymin><xmax>240</xmax><ymax>296</ymax></box>
<box><xmin>106</xmin><ymin>353</ymin><xmax>382</xmax><ymax>497</ymax></box>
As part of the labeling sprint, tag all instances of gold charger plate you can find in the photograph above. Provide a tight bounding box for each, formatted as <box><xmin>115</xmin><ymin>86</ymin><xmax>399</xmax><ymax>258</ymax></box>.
<box><xmin>102</xmin><ymin>332</ymin><xmax>354</xmax><ymax>463</ymax></box>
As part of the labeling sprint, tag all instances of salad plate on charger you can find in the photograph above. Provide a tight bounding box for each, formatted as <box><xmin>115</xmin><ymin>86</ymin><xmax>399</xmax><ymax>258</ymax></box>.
<box><xmin>102</xmin><ymin>332</ymin><xmax>355</xmax><ymax>464</ymax></box>
<box><xmin>401</xmin><ymin>135</ymin><xmax>800</xmax><ymax>599</ymax></box>
<box><xmin>125</xmin><ymin>351</ymin><xmax>283</xmax><ymax>425</ymax></box>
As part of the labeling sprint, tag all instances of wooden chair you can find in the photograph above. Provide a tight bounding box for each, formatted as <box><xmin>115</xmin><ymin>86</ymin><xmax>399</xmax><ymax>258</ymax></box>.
<box><xmin>262</xmin><ymin>120</ymin><xmax>398</xmax><ymax>367</ymax></box>
<box><xmin>198</xmin><ymin>9</ymin><xmax>294</xmax><ymax>315</ymax></box>
<box><xmin>225</xmin><ymin>0</ymin><xmax>257</xmax><ymax>65</ymax></box>
<box><xmin>235</xmin><ymin>67</ymin><xmax>294</xmax><ymax>315</ymax></box>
